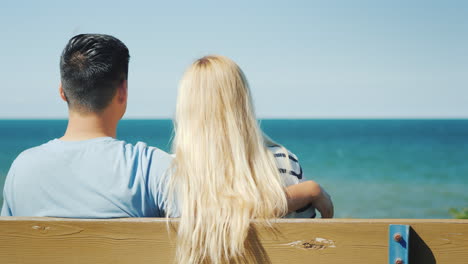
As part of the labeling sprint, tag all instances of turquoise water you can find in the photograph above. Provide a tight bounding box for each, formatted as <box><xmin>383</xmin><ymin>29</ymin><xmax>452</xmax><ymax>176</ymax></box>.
<box><xmin>0</xmin><ymin>119</ymin><xmax>467</xmax><ymax>218</ymax></box>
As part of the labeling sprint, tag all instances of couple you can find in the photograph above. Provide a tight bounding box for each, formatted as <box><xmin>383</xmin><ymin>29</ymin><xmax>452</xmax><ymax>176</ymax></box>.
<box><xmin>1</xmin><ymin>34</ymin><xmax>333</xmax><ymax>263</ymax></box>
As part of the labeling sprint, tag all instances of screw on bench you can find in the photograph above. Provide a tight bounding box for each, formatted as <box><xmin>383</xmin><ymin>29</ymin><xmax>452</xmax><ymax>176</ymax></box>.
<box><xmin>394</xmin><ymin>233</ymin><xmax>402</xmax><ymax>242</ymax></box>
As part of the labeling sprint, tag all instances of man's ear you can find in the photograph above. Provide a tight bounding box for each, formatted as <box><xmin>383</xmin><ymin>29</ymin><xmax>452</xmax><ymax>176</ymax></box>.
<box><xmin>117</xmin><ymin>80</ymin><xmax>128</xmax><ymax>104</ymax></box>
<box><xmin>59</xmin><ymin>83</ymin><xmax>67</xmax><ymax>102</ymax></box>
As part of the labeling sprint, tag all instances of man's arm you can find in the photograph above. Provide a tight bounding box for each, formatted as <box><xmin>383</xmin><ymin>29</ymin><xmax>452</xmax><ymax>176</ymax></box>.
<box><xmin>285</xmin><ymin>180</ymin><xmax>334</xmax><ymax>218</ymax></box>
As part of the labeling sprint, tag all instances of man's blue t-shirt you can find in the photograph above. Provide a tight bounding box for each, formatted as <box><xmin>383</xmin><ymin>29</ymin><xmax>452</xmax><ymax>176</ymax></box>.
<box><xmin>1</xmin><ymin>137</ymin><xmax>173</xmax><ymax>218</ymax></box>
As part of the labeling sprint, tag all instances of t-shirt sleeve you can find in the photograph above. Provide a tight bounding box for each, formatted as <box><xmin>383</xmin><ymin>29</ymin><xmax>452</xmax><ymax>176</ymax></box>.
<box><xmin>145</xmin><ymin>147</ymin><xmax>179</xmax><ymax>217</ymax></box>
<box><xmin>1</xmin><ymin>163</ymin><xmax>15</xmax><ymax>216</ymax></box>
<box><xmin>270</xmin><ymin>146</ymin><xmax>304</xmax><ymax>186</ymax></box>
<box><xmin>270</xmin><ymin>146</ymin><xmax>316</xmax><ymax>218</ymax></box>
<box><xmin>1</xmin><ymin>199</ymin><xmax>12</xmax><ymax>216</ymax></box>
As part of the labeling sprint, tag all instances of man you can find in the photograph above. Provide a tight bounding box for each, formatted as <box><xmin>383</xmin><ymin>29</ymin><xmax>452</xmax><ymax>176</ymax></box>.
<box><xmin>1</xmin><ymin>34</ymin><xmax>332</xmax><ymax>218</ymax></box>
<box><xmin>1</xmin><ymin>34</ymin><xmax>173</xmax><ymax>217</ymax></box>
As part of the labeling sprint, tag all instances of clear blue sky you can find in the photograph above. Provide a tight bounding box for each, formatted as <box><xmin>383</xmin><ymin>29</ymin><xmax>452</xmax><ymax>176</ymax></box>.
<box><xmin>1</xmin><ymin>0</ymin><xmax>467</xmax><ymax>118</ymax></box>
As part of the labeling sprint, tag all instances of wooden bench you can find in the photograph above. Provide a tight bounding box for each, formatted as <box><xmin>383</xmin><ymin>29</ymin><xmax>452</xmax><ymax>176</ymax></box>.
<box><xmin>0</xmin><ymin>217</ymin><xmax>467</xmax><ymax>263</ymax></box>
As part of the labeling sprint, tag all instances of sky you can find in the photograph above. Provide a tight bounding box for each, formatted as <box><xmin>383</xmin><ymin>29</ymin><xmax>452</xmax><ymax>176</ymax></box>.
<box><xmin>0</xmin><ymin>0</ymin><xmax>467</xmax><ymax>119</ymax></box>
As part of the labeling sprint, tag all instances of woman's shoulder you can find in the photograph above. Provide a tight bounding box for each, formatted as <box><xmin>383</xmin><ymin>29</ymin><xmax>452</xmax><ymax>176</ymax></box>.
<box><xmin>267</xmin><ymin>145</ymin><xmax>299</xmax><ymax>162</ymax></box>
<box><xmin>267</xmin><ymin>144</ymin><xmax>303</xmax><ymax>184</ymax></box>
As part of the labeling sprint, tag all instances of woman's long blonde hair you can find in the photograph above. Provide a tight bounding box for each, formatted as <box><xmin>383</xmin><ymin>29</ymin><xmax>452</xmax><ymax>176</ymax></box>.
<box><xmin>165</xmin><ymin>55</ymin><xmax>288</xmax><ymax>263</ymax></box>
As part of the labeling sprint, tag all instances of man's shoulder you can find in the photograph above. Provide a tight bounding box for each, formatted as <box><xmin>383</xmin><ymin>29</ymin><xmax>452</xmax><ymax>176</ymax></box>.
<box><xmin>12</xmin><ymin>138</ymin><xmax>173</xmax><ymax>170</ymax></box>
<box><xmin>131</xmin><ymin>142</ymin><xmax>173</xmax><ymax>168</ymax></box>
<box><xmin>12</xmin><ymin>139</ymin><xmax>58</xmax><ymax>166</ymax></box>
<box><xmin>128</xmin><ymin>141</ymin><xmax>172</xmax><ymax>159</ymax></box>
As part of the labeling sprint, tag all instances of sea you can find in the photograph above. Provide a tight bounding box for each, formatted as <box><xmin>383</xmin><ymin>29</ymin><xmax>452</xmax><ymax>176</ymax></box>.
<box><xmin>0</xmin><ymin>119</ymin><xmax>467</xmax><ymax>219</ymax></box>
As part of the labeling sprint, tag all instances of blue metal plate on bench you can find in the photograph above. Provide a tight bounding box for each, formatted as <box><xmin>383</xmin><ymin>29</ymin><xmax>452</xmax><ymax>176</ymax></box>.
<box><xmin>389</xmin><ymin>224</ymin><xmax>410</xmax><ymax>264</ymax></box>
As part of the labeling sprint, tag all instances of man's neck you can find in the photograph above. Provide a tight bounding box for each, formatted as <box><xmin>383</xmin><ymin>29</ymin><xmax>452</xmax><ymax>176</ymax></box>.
<box><xmin>60</xmin><ymin>111</ymin><xmax>118</xmax><ymax>141</ymax></box>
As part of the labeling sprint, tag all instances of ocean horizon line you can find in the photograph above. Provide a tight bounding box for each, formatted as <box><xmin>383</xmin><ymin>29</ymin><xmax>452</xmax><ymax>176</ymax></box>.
<box><xmin>0</xmin><ymin>117</ymin><xmax>467</xmax><ymax>121</ymax></box>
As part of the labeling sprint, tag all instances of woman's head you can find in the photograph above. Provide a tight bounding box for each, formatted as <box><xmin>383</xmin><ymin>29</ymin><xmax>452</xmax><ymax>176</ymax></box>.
<box><xmin>176</xmin><ymin>55</ymin><xmax>255</xmax><ymax>139</ymax></box>
<box><xmin>168</xmin><ymin>55</ymin><xmax>288</xmax><ymax>264</ymax></box>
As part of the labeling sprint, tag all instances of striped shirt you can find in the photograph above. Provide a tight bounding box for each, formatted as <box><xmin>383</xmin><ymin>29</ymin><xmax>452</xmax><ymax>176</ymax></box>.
<box><xmin>268</xmin><ymin>145</ymin><xmax>316</xmax><ymax>218</ymax></box>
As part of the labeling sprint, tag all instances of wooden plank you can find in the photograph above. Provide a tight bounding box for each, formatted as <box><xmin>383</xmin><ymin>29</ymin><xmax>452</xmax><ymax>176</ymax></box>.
<box><xmin>0</xmin><ymin>218</ymin><xmax>467</xmax><ymax>264</ymax></box>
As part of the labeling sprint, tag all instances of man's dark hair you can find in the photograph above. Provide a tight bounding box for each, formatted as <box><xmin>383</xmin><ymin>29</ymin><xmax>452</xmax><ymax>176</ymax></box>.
<box><xmin>60</xmin><ymin>34</ymin><xmax>130</xmax><ymax>112</ymax></box>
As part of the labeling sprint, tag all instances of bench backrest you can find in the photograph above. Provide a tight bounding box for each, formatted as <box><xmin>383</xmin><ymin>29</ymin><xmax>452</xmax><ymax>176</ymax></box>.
<box><xmin>0</xmin><ymin>218</ymin><xmax>467</xmax><ymax>263</ymax></box>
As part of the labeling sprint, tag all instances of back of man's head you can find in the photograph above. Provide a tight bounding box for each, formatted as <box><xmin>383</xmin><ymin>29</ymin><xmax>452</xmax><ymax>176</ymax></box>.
<box><xmin>60</xmin><ymin>34</ymin><xmax>130</xmax><ymax>113</ymax></box>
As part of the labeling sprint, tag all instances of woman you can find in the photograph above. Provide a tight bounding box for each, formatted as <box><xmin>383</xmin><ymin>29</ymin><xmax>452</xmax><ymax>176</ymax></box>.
<box><xmin>164</xmin><ymin>55</ymin><xmax>332</xmax><ymax>263</ymax></box>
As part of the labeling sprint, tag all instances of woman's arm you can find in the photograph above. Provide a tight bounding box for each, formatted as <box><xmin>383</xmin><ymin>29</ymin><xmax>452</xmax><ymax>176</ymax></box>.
<box><xmin>285</xmin><ymin>180</ymin><xmax>334</xmax><ymax>218</ymax></box>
